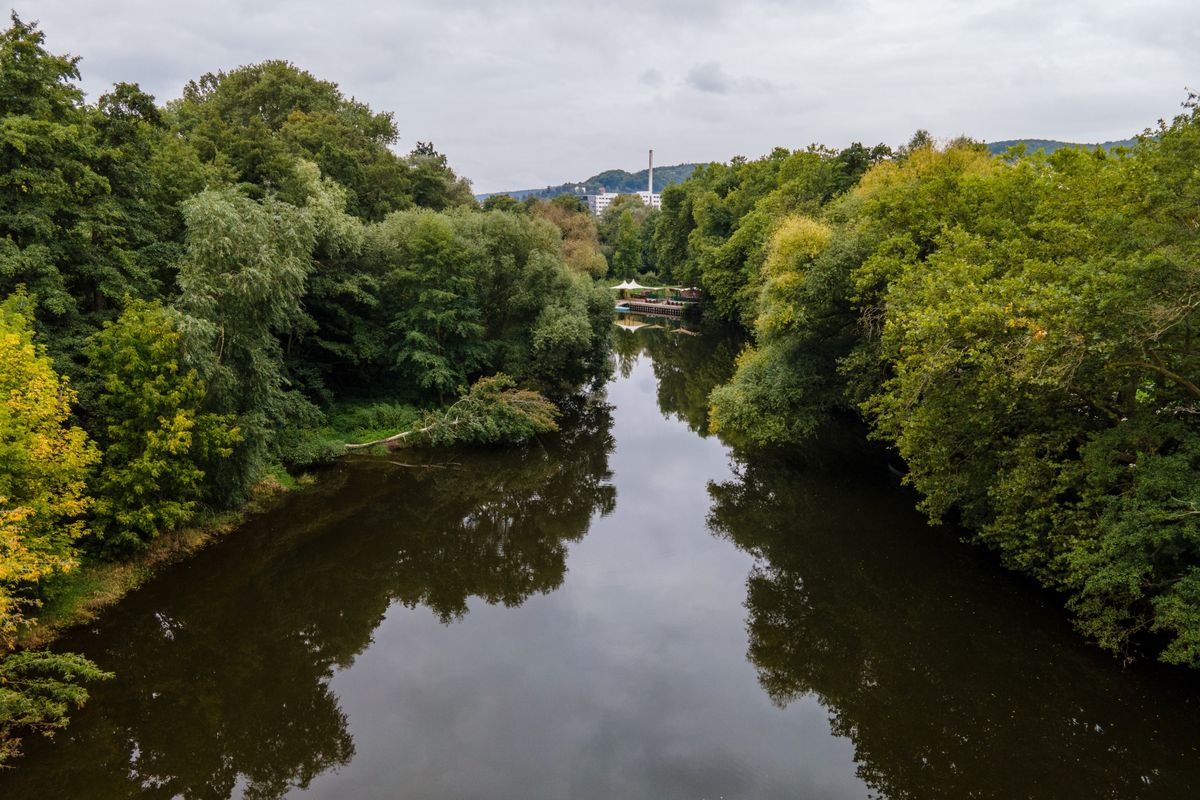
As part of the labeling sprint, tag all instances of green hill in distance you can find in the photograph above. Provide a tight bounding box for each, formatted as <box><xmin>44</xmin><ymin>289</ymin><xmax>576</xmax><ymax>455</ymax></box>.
<box><xmin>985</xmin><ymin>138</ymin><xmax>1138</xmax><ymax>155</ymax></box>
<box><xmin>477</xmin><ymin>162</ymin><xmax>702</xmax><ymax>201</ymax></box>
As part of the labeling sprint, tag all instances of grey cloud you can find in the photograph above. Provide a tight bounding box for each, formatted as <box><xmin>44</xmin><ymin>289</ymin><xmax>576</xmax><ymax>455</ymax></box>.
<box><xmin>685</xmin><ymin>61</ymin><xmax>777</xmax><ymax>95</ymax></box>
<box><xmin>639</xmin><ymin>68</ymin><xmax>664</xmax><ymax>88</ymax></box>
<box><xmin>25</xmin><ymin>0</ymin><xmax>1199</xmax><ymax>193</ymax></box>
<box><xmin>686</xmin><ymin>61</ymin><xmax>733</xmax><ymax>94</ymax></box>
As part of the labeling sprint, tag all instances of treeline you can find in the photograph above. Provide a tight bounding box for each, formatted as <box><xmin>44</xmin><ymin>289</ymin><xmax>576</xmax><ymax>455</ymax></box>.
<box><xmin>565</xmin><ymin>142</ymin><xmax>891</xmax><ymax>286</ymax></box>
<box><xmin>659</xmin><ymin>101</ymin><xmax>1200</xmax><ymax>667</ymax></box>
<box><xmin>486</xmin><ymin>186</ymin><xmax>664</xmax><ymax>285</ymax></box>
<box><xmin>0</xmin><ymin>14</ymin><xmax>610</xmax><ymax>757</ymax></box>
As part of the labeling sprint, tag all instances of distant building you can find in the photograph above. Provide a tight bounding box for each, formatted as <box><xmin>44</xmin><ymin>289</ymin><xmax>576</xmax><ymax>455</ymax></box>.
<box><xmin>581</xmin><ymin>149</ymin><xmax>662</xmax><ymax>216</ymax></box>
<box><xmin>583</xmin><ymin>190</ymin><xmax>619</xmax><ymax>216</ymax></box>
<box><xmin>581</xmin><ymin>189</ymin><xmax>662</xmax><ymax>216</ymax></box>
<box><xmin>636</xmin><ymin>190</ymin><xmax>662</xmax><ymax>210</ymax></box>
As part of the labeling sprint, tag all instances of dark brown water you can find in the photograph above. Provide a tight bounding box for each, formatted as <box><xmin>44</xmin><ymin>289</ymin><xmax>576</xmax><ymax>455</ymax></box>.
<box><xmin>3</xmin><ymin>324</ymin><xmax>1200</xmax><ymax>799</ymax></box>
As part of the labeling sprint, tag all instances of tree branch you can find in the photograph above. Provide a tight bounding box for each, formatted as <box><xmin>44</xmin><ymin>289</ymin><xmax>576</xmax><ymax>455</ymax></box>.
<box><xmin>1118</xmin><ymin>359</ymin><xmax>1200</xmax><ymax>401</ymax></box>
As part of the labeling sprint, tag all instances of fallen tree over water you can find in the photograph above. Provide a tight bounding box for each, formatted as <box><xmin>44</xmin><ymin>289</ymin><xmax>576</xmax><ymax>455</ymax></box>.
<box><xmin>344</xmin><ymin>375</ymin><xmax>560</xmax><ymax>451</ymax></box>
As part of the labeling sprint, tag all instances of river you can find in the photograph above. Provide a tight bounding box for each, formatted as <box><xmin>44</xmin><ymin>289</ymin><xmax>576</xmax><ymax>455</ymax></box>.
<box><xmin>3</xmin><ymin>322</ymin><xmax>1200</xmax><ymax>799</ymax></box>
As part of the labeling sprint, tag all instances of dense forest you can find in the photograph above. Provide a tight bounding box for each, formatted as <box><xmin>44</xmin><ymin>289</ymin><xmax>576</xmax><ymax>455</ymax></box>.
<box><xmin>653</xmin><ymin>103</ymin><xmax>1200</xmax><ymax>669</ymax></box>
<box><xmin>0</xmin><ymin>14</ymin><xmax>613</xmax><ymax>761</ymax></box>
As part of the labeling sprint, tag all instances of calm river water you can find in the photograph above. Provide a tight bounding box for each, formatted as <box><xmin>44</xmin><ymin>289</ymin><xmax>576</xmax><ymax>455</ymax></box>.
<box><xmin>3</xmin><ymin>323</ymin><xmax>1200</xmax><ymax>799</ymax></box>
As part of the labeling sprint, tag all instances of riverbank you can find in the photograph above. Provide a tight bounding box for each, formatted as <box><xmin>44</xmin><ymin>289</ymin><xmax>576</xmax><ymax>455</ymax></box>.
<box><xmin>15</xmin><ymin>383</ymin><xmax>555</xmax><ymax>653</ymax></box>
<box><xmin>13</xmin><ymin>400</ymin><xmax>425</xmax><ymax>653</ymax></box>
<box><xmin>0</xmin><ymin>376</ymin><xmax>574</xmax><ymax>769</ymax></box>
<box><xmin>15</xmin><ymin>470</ymin><xmax>310</xmax><ymax>652</ymax></box>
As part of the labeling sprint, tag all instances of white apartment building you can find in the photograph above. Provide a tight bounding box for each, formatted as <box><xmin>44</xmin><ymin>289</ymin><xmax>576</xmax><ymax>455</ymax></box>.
<box><xmin>636</xmin><ymin>190</ymin><xmax>662</xmax><ymax>210</ymax></box>
<box><xmin>582</xmin><ymin>189</ymin><xmax>661</xmax><ymax>216</ymax></box>
<box><xmin>583</xmin><ymin>191</ymin><xmax>618</xmax><ymax>216</ymax></box>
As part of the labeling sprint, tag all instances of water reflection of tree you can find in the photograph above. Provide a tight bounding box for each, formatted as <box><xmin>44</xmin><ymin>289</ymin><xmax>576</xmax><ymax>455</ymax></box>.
<box><xmin>610</xmin><ymin>323</ymin><xmax>644</xmax><ymax>378</ymax></box>
<box><xmin>709</xmin><ymin>452</ymin><xmax>1200</xmax><ymax>800</ymax></box>
<box><xmin>610</xmin><ymin>323</ymin><xmax>743</xmax><ymax>436</ymax></box>
<box><xmin>370</xmin><ymin>394</ymin><xmax>616</xmax><ymax>621</ymax></box>
<box><xmin>0</xmin><ymin>397</ymin><xmax>615</xmax><ymax>799</ymax></box>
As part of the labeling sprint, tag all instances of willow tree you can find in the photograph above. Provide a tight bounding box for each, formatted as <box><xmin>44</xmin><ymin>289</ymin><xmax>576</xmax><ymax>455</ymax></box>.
<box><xmin>176</xmin><ymin>188</ymin><xmax>317</xmax><ymax>506</ymax></box>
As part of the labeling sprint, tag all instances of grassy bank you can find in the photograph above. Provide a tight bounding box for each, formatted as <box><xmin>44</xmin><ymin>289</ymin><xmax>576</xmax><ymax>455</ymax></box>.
<box><xmin>280</xmin><ymin>400</ymin><xmax>425</xmax><ymax>464</ymax></box>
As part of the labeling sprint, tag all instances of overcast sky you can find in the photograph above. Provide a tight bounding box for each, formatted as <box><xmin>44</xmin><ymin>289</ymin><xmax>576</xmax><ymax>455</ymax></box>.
<box><xmin>27</xmin><ymin>0</ymin><xmax>1200</xmax><ymax>194</ymax></box>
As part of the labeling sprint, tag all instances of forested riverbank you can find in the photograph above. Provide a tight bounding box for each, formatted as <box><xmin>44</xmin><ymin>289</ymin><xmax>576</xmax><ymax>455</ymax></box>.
<box><xmin>0</xmin><ymin>15</ymin><xmax>611</xmax><ymax>761</ymax></box>
<box><xmin>650</xmin><ymin>98</ymin><xmax>1200</xmax><ymax>669</ymax></box>
<box><xmin>4</xmin><ymin>5</ymin><xmax>1200</xmax><ymax>774</ymax></box>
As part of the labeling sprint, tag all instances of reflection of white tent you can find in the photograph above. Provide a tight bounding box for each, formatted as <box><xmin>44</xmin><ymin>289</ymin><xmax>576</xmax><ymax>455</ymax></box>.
<box><xmin>614</xmin><ymin>319</ymin><xmax>666</xmax><ymax>332</ymax></box>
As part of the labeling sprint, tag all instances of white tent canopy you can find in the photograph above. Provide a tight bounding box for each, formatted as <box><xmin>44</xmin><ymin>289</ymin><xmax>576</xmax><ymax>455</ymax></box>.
<box><xmin>611</xmin><ymin>281</ymin><xmax>701</xmax><ymax>293</ymax></box>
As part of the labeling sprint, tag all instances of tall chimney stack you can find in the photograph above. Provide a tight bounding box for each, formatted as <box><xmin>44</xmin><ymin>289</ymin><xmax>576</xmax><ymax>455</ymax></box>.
<box><xmin>648</xmin><ymin>148</ymin><xmax>654</xmax><ymax>196</ymax></box>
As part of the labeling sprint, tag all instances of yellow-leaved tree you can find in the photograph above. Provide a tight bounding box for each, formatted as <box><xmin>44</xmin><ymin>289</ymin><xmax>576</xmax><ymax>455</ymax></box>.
<box><xmin>0</xmin><ymin>292</ymin><xmax>98</xmax><ymax>647</ymax></box>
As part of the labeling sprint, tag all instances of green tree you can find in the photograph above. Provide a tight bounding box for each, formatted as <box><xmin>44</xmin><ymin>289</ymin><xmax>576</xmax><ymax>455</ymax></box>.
<box><xmin>0</xmin><ymin>16</ymin><xmax>209</xmax><ymax>375</ymax></box>
<box><xmin>796</xmin><ymin>119</ymin><xmax>1200</xmax><ymax>664</ymax></box>
<box><xmin>175</xmin><ymin>189</ymin><xmax>318</xmax><ymax>505</ymax></box>
<box><xmin>169</xmin><ymin>62</ymin><xmax>472</xmax><ymax>220</ymax></box>
<box><xmin>404</xmin><ymin>141</ymin><xmax>474</xmax><ymax>211</ymax></box>
<box><xmin>481</xmin><ymin>194</ymin><xmax>523</xmax><ymax>213</ymax></box>
<box><xmin>344</xmin><ymin>373</ymin><xmax>559</xmax><ymax>450</ymax></box>
<box><xmin>371</xmin><ymin>210</ymin><xmax>486</xmax><ymax>397</ymax></box>
<box><xmin>0</xmin><ymin>650</ymin><xmax>112</xmax><ymax>765</ymax></box>
<box><xmin>609</xmin><ymin>208</ymin><xmax>641</xmax><ymax>279</ymax></box>
<box><xmin>0</xmin><ymin>14</ymin><xmax>105</xmax><ymax>337</ymax></box>
<box><xmin>693</xmin><ymin>107</ymin><xmax>1200</xmax><ymax>666</ymax></box>
<box><xmin>0</xmin><ymin>292</ymin><xmax>97</xmax><ymax>642</ymax></box>
<box><xmin>454</xmin><ymin>210</ymin><xmax>611</xmax><ymax>389</ymax></box>
<box><xmin>528</xmin><ymin>197</ymin><xmax>607</xmax><ymax>278</ymax></box>
<box><xmin>653</xmin><ymin>182</ymin><xmax>697</xmax><ymax>285</ymax></box>
<box><xmin>87</xmin><ymin>82</ymin><xmax>218</xmax><ymax>316</ymax></box>
<box><xmin>709</xmin><ymin>216</ymin><xmax>857</xmax><ymax>443</ymax></box>
<box><xmin>283</xmin><ymin>162</ymin><xmax>376</xmax><ymax>400</ymax></box>
<box><xmin>84</xmin><ymin>301</ymin><xmax>238</xmax><ymax>553</ymax></box>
